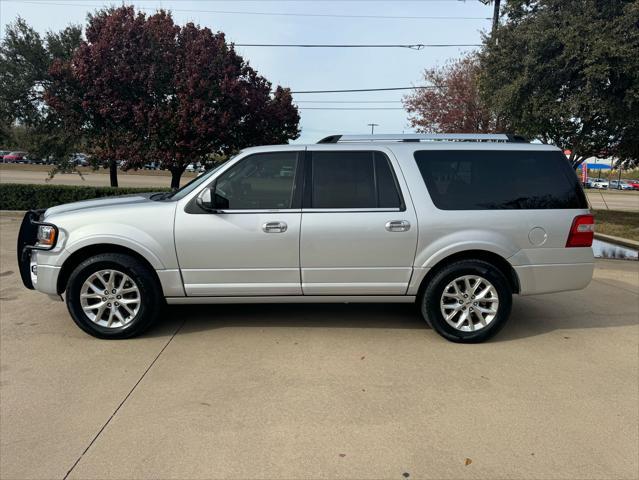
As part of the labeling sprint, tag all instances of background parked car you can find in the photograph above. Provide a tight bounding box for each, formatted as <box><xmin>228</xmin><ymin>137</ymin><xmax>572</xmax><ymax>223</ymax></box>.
<box><xmin>2</xmin><ymin>151</ymin><xmax>29</xmax><ymax>163</ymax></box>
<box><xmin>590</xmin><ymin>178</ymin><xmax>609</xmax><ymax>189</ymax></box>
<box><xmin>28</xmin><ymin>155</ymin><xmax>49</xmax><ymax>165</ymax></box>
<box><xmin>627</xmin><ymin>180</ymin><xmax>639</xmax><ymax>190</ymax></box>
<box><xmin>69</xmin><ymin>153</ymin><xmax>89</xmax><ymax>167</ymax></box>
<box><xmin>0</xmin><ymin>150</ymin><xmax>11</xmax><ymax>160</ymax></box>
<box><xmin>609</xmin><ymin>180</ymin><xmax>634</xmax><ymax>190</ymax></box>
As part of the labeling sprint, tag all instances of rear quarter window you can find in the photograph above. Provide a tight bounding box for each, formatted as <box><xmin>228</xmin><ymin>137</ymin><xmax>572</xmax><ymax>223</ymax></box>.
<box><xmin>414</xmin><ymin>150</ymin><xmax>587</xmax><ymax>210</ymax></box>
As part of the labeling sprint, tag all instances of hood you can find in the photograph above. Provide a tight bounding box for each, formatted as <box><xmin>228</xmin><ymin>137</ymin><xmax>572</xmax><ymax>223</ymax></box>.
<box><xmin>44</xmin><ymin>192</ymin><xmax>159</xmax><ymax>218</ymax></box>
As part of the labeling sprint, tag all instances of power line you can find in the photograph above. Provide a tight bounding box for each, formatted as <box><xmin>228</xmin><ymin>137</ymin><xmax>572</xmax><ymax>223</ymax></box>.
<box><xmin>7</xmin><ymin>1</ymin><xmax>492</xmax><ymax>21</ymax></box>
<box><xmin>296</xmin><ymin>100</ymin><xmax>403</xmax><ymax>103</ymax></box>
<box><xmin>235</xmin><ymin>43</ymin><xmax>480</xmax><ymax>49</ymax></box>
<box><xmin>299</xmin><ymin>107</ymin><xmax>405</xmax><ymax>110</ymax></box>
<box><xmin>290</xmin><ymin>86</ymin><xmax>436</xmax><ymax>94</ymax></box>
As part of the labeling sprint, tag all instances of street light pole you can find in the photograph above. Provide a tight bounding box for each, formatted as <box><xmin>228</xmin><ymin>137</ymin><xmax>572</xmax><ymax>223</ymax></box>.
<box><xmin>368</xmin><ymin>123</ymin><xmax>379</xmax><ymax>134</ymax></box>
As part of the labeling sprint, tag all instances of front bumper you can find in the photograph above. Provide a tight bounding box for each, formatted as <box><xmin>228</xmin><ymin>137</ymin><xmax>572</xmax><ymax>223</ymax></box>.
<box><xmin>17</xmin><ymin>210</ymin><xmax>58</xmax><ymax>290</ymax></box>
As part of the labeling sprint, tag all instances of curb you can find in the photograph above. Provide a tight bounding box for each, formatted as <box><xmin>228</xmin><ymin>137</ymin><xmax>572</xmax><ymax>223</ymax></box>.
<box><xmin>594</xmin><ymin>233</ymin><xmax>639</xmax><ymax>250</ymax></box>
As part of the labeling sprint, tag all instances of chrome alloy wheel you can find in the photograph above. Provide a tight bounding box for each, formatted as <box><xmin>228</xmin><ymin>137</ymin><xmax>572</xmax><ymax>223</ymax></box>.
<box><xmin>79</xmin><ymin>269</ymin><xmax>141</xmax><ymax>328</ymax></box>
<box><xmin>440</xmin><ymin>275</ymin><xmax>499</xmax><ymax>332</ymax></box>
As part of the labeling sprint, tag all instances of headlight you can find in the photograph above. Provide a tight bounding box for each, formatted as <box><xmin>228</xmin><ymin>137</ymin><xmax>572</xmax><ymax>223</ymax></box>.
<box><xmin>37</xmin><ymin>225</ymin><xmax>57</xmax><ymax>246</ymax></box>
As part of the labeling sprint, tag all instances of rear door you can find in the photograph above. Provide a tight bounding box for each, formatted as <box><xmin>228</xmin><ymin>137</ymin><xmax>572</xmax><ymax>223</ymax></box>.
<box><xmin>300</xmin><ymin>148</ymin><xmax>418</xmax><ymax>295</ymax></box>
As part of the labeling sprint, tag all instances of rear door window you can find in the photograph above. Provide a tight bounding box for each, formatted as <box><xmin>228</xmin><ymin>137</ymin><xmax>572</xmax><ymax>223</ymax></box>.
<box><xmin>309</xmin><ymin>151</ymin><xmax>402</xmax><ymax>209</ymax></box>
<box><xmin>414</xmin><ymin>150</ymin><xmax>587</xmax><ymax>210</ymax></box>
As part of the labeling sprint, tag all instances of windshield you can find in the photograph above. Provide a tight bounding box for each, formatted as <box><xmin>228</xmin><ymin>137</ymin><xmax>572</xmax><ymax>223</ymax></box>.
<box><xmin>166</xmin><ymin>158</ymin><xmax>238</xmax><ymax>201</ymax></box>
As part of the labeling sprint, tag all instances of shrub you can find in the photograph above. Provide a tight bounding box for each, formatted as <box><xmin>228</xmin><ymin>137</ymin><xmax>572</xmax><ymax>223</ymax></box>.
<box><xmin>0</xmin><ymin>183</ymin><xmax>170</xmax><ymax>210</ymax></box>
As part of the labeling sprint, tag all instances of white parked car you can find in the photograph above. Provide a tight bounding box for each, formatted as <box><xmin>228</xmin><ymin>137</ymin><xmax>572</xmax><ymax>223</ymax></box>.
<box><xmin>19</xmin><ymin>134</ymin><xmax>594</xmax><ymax>343</ymax></box>
<box><xmin>590</xmin><ymin>178</ymin><xmax>609</xmax><ymax>189</ymax></box>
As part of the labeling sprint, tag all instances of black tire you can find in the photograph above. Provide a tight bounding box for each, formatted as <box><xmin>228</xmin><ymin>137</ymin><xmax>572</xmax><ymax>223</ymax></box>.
<box><xmin>65</xmin><ymin>253</ymin><xmax>162</xmax><ymax>339</ymax></box>
<box><xmin>420</xmin><ymin>259</ymin><xmax>512</xmax><ymax>343</ymax></box>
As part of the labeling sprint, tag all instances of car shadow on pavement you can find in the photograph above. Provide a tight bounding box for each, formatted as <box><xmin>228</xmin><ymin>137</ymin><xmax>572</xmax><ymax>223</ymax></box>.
<box><xmin>149</xmin><ymin>302</ymin><xmax>427</xmax><ymax>337</ymax></box>
<box><xmin>144</xmin><ymin>291</ymin><xmax>638</xmax><ymax>342</ymax></box>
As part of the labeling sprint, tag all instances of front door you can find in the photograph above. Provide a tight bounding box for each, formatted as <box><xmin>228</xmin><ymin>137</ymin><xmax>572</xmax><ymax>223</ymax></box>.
<box><xmin>300</xmin><ymin>149</ymin><xmax>418</xmax><ymax>295</ymax></box>
<box><xmin>175</xmin><ymin>150</ymin><xmax>304</xmax><ymax>296</ymax></box>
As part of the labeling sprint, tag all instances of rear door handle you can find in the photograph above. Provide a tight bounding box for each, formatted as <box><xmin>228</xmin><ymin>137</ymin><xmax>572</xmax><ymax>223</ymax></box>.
<box><xmin>385</xmin><ymin>220</ymin><xmax>411</xmax><ymax>232</ymax></box>
<box><xmin>262</xmin><ymin>221</ymin><xmax>287</xmax><ymax>233</ymax></box>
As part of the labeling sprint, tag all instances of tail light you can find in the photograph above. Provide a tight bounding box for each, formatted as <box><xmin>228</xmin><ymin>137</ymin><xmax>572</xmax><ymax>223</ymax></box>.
<box><xmin>566</xmin><ymin>214</ymin><xmax>594</xmax><ymax>247</ymax></box>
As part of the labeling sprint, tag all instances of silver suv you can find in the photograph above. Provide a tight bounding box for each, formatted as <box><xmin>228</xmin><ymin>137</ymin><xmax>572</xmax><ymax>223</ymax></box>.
<box><xmin>18</xmin><ymin>134</ymin><xmax>594</xmax><ymax>343</ymax></box>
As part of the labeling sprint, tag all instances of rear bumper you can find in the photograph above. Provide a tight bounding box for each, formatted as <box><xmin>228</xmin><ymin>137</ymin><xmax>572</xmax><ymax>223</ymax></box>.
<box><xmin>514</xmin><ymin>262</ymin><xmax>594</xmax><ymax>295</ymax></box>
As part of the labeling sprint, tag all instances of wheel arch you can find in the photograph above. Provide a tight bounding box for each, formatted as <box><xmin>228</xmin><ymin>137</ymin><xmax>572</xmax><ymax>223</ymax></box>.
<box><xmin>56</xmin><ymin>244</ymin><xmax>163</xmax><ymax>295</ymax></box>
<box><xmin>416</xmin><ymin>249</ymin><xmax>520</xmax><ymax>300</ymax></box>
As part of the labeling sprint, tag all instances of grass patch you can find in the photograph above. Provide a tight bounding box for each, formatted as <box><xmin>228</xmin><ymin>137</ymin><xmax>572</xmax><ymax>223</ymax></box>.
<box><xmin>593</xmin><ymin>209</ymin><xmax>639</xmax><ymax>242</ymax></box>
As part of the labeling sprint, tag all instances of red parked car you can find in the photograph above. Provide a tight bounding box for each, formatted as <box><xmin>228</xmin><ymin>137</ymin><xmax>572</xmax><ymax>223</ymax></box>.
<box><xmin>627</xmin><ymin>180</ymin><xmax>639</xmax><ymax>190</ymax></box>
<box><xmin>2</xmin><ymin>151</ymin><xmax>28</xmax><ymax>163</ymax></box>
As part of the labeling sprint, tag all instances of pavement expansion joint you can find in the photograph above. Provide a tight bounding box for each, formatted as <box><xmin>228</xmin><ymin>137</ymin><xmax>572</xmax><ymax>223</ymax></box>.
<box><xmin>62</xmin><ymin>318</ymin><xmax>186</xmax><ymax>479</ymax></box>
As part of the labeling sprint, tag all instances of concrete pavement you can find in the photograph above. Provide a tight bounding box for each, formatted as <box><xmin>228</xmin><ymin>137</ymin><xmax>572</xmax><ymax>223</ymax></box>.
<box><xmin>1</xmin><ymin>214</ymin><xmax>638</xmax><ymax>479</ymax></box>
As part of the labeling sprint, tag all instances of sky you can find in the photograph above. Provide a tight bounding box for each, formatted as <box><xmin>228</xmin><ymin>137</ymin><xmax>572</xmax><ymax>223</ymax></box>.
<box><xmin>0</xmin><ymin>0</ymin><xmax>493</xmax><ymax>144</ymax></box>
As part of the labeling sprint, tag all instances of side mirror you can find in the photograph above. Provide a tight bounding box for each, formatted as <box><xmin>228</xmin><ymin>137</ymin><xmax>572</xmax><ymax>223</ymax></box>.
<box><xmin>196</xmin><ymin>185</ymin><xmax>229</xmax><ymax>212</ymax></box>
<box><xmin>196</xmin><ymin>187</ymin><xmax>214</xmax><ymax>211</ymax></box>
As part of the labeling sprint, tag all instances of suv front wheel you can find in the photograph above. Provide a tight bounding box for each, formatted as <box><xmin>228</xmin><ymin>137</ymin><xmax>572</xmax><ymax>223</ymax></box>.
<box><xmin>65</xmin><ymin>253</ymin><xmax>162</xmax><ymax>339</ymax></box>
<box><xmin>421</xmin><ymin>259</ymin><xmax>512</xmax><ymax>343</ymax></box>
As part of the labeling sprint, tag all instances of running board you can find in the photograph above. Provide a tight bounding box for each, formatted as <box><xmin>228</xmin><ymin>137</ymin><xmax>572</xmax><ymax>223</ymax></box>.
<box><xmin>166</xmin><ymin>295</ymin><xmax>416</xmax><ymax>305</ymax></box>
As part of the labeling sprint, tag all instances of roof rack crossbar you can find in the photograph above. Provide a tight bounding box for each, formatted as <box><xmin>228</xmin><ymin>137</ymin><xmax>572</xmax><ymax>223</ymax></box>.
<box><xmin>317</xmin><ymin>133</ymin><xmax>528</xmax><ymax>144</ymax></box>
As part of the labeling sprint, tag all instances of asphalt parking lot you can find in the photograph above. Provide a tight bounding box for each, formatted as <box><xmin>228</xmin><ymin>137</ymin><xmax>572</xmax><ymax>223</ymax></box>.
<box><xmin>1</xmin><ymin>213</ymin><xmax>638</xmax><ymax>480</ymax></box>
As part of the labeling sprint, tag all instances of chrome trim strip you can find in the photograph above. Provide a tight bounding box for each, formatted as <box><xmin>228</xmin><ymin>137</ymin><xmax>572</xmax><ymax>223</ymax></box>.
<box><xmin>301</xmin><ymin>208</ymin><xmax>401</xmax><ymax>213</ymax></box>
<box><xmin>211</xmin><ymin>209</ymin><xmax>302</xmax><ymax>214</ymax></box>
<box><xmin>166</xmin><ymin>295</ymin><xmax>416</xmax><ymax>304</ymax></box>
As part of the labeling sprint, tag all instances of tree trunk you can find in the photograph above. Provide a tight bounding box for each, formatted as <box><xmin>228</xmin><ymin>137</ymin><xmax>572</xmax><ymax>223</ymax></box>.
<box><xmin>571</xmin><ymin>155</ymin><xmax>586</xmax><ymax>169</ymax></box>
<box><xmin>109</xmin><ymin>159</ymin><xmax>118</xmax><ymax>187</ymax></box>
<box><xmin>170</xmin><ymin>166</ymin><xmax>185</xmax><ymax>190</ymax></box>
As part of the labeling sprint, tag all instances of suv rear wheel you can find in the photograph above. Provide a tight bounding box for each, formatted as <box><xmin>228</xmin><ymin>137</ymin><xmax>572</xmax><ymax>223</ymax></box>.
<box><xmin>421</xmin><ymin>259</ymin><xmax>512</xmax><ymax>343</ymax></box>
<box><xmin>65</xmin><ymin>253</ymin><xmax>162</xmax><ymax>339</ymax></box>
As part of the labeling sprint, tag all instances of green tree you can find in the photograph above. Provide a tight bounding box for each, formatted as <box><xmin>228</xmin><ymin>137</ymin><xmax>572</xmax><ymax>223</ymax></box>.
<box><xmin>0</xmin><ymin>17</ymin><xmax>82</xmax><ymax>165</ymax></box>
<box><xmin>479</xmin><ymin>0</ymin><xmax>639</xmax><ymax>168</ymax></box>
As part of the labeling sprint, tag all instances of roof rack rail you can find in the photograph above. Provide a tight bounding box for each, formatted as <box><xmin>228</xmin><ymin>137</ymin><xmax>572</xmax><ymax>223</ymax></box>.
<box><xmin>317</xmin><ymin>133</ymin><xmax>528</xmax><ymax>144</ymax></box>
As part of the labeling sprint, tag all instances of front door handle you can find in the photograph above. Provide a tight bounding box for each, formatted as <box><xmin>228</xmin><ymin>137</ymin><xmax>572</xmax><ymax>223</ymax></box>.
<box><xmin>262</xmin><ymin>221</ymin><xmax>288</xmax><ymax>233</ymax></box>
<box><xmin>385</xmin><ymin>220</ymin><xmax>411</xmax><ymax>232</ymax></box>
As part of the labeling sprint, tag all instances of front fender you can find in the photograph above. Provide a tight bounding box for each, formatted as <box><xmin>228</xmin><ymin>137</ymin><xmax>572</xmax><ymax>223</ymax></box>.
<box><xmin>63</xmin><ymin>224</ymin><xmax>174</xmax><ymax>269</ymax></box>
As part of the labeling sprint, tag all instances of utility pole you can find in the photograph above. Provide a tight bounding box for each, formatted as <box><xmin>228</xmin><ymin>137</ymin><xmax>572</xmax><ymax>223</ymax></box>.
<box><xmin>368</xmin><ymin>123</ymin><xmax>379</xmax><ymax>134</ymax></box>
<box><xmin>478</xmin><ymin>0</ymin><xmax>501</xmax><ymax>36</ymax></box>
<box><xmin>492</xmin><ymin>0</ymin><xmax>501</xmax><ymax>35</ymax></box>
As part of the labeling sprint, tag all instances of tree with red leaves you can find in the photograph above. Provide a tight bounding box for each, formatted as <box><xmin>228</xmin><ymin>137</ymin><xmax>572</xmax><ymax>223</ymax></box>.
<box><xmin>47</xmin><ymin>6</ymin><xmax>300</xmax><ymax>188</ymax></box>
<box><xmin>403</xmin><ymin>54</ymin><xmax>500</xmax><ymax>134</ymax></box>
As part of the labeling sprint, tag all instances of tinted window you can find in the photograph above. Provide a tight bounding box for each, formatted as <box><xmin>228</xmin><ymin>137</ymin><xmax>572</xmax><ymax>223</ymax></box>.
<box><xmin>215</xmin><ymin>152</ymin><xmax>299</xmax><ymax>209</ymax></box>
<box><xmin>311</xmin><ymin>151</ymin><xmax>401</xmax><ymax>208</ymax></box>
<box><xmin>414</xmin><ymin>150</ymin><xmax>587</xmax><ymax>210</ymax></box>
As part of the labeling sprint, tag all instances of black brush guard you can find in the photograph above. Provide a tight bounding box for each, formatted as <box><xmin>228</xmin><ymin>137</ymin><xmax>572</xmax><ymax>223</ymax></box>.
<box><xmin>17</xmin><ymin>210</ymin><xmax>58</xmax><ymax>290</ymax></box>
